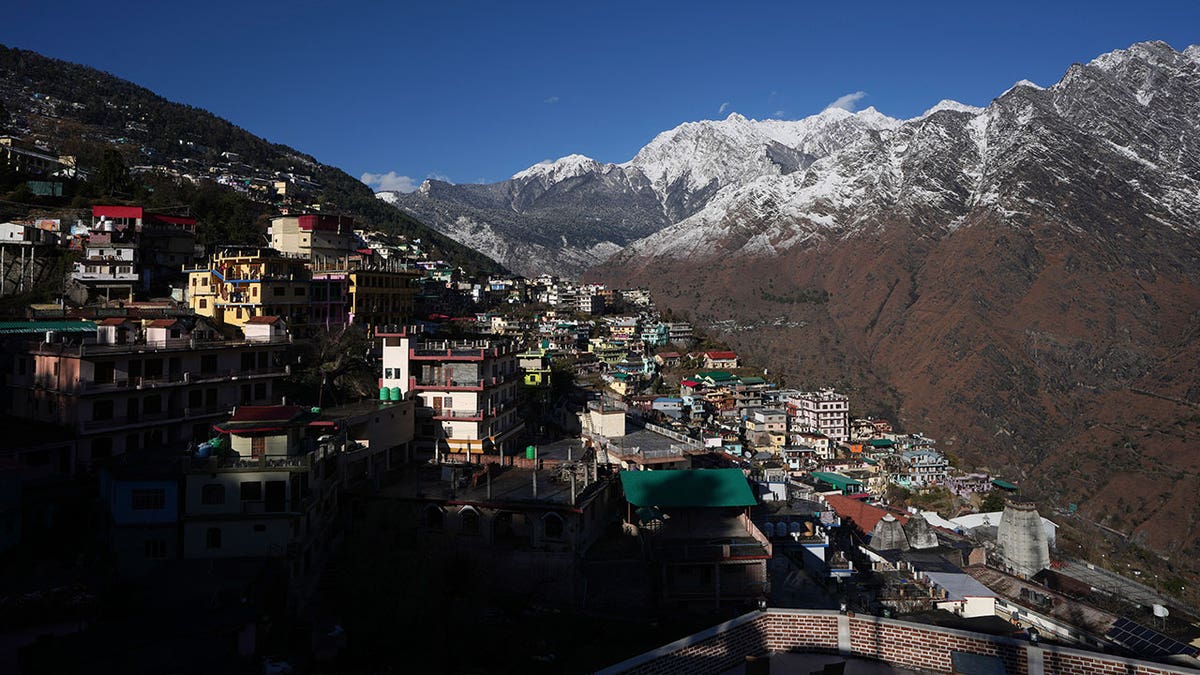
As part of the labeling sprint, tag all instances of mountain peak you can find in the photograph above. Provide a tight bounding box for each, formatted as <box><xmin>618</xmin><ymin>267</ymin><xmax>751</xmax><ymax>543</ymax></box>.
<box><xmin>511</xmin><ymin>153</ymin><xmax>600</xmax><ymax>181</ymax></box>
<box><xmin>724</xmin><ymin>112</ymin><xmax>748</xmax><ymax>123</ymax></box>
<box><xmin>919</xmin><ymin>99</ymin><xmax>985</xmax><ymax>118</ymax></box>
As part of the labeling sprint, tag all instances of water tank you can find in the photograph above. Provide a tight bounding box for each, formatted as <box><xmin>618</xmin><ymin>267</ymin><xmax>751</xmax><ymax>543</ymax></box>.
<box><xmin>379</xmin><ymin>387</ymin><xmax>389</xmax><ymax>401</ymax></box>
<box><xmin>525</xmin><ymin>445</ymin><xmax>536</xmax><ymax>460</ymax></box>
<box><xmin>389</xmin><ymin>386</ymin><xmax>401</xmax><ymax>401</ymax></box>
<box><xmin>196</xmin><ymin>442</ymin><xmax>212</xmax><ymax>459</ymax></box>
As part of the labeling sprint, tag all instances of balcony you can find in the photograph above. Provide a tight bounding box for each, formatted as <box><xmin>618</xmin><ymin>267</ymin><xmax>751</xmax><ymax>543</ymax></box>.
<box><xmin>72</xmin><ymin>271</ymin><xmax>139</xmax><ymax>282</ymax></box>
<box><xmin>82</xmin><ymin>408</ymin><xmax>181</xmax><ymax>432</ymax></box>
<box><xmin>653</xmin><ymin>538</ymin><xmax>772</xmax><ymax>562</ymax></box>
<box><xmin>409</xmin><ymin>372</ymin><xmax>518</xmax><ymax>392</ymax></box>
<box><xmin>32</xmin><ymin>335</ymin><xmax>292</xmax><ymax>357</ymax></box>
<box><xmin>409</xmin><ymin>339</ymin><xmax>514</xmax><ymax>361</ymax></box>
<box><xmin>431</xmin><ymin>409</ymin><xmax>484</xmax><ymax>421</ymax></box>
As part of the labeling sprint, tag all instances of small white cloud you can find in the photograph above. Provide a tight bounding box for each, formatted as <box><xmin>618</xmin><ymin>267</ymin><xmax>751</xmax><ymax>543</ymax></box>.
<box><xmin>544</xmin><ymin>96</ymin><xmax>560</xmax><ymax>104</ymax></box>
<box><xmin>361</xmin><ymin>171</ymin><xmax>418</xmax><ymax>193</ymax></box>
<box><xmin>427</xmin><ymin>171</ymin><xmax>451</xmax><ymax>183</ymax></box>
<box><xmin>718</xmin><ymin>101</ymin><xmax>730</xmax><ymax>114</ymax></box>
<box><xmin>773</xmin><ymin>110</ymin><xmax>785</xmax><ymax>118</ymax></box>
<box><xmin>824</xmin><ymin>91</ymin><xmax>867</xmax><ymax>112</ymax></box>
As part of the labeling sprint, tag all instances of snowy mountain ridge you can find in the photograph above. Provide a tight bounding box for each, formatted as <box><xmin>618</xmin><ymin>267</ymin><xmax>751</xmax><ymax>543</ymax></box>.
<box><xmin>377</xmin><ymin>40</ymin><xmax>1200</xmax><ymax>277</ymax></box>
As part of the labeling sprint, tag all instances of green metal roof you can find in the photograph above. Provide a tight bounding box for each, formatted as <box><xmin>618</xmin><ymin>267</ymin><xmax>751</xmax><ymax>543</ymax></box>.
<box><xmin>0</xmin><ymin>320</ymin><xmax>96</xmax><ymax>335</ymax></box>
<box><xmin>739</xmin><ymin>376</ymin><xmax>766</xmax><ymax>385</ymax></box>
<box><xmin>991</xmin><ymin>478</ymin><xmax>1019</xmax><ymax>491</ymax></box>
<box><xmin>695</xmin><ymin>370</ymin><xmax>736</xmax><ymax>382</ymax></box>
<box><xmin>621</xmin><ymin>469</ymin><xmax>757</xmax><ymax>508</ymax></box>
<box><xmin>811</xmin><ymin>471</ymin><xmax>863</xmax><ymax>488</ymax></box>
<box><xmin>868</xmin><ymin>438</ymin><xmax>895</xmax><ymax>448</ymax></box>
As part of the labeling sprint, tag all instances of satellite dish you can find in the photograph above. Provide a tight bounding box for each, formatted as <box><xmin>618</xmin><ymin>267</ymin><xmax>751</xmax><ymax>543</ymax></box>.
<box><xmin>1153</xmin><ymin>604</ymin><xmax>1169</xmax><ymax>618</ymax></box>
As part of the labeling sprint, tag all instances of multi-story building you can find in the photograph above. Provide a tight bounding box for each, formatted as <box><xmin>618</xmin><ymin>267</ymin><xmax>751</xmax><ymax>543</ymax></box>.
<box><xmin>186</xmin><ymin>247</ymin><xmax>311</xmax><ymax>329</ymax></box>
<box><xmin>347</xmin><ymin>268</ymin><xmax>420</xmax><ymax>329</ymax></box>
<box><xmin>378</xmin><ymin>327</ymin><xmax>525</xmax><ymax>459</ymax></box>
<box><xmin>787</xmin><ymin>389</ymin><xmax>850</xmax><ymax>442</ymax></box>
<box><xmin>0</xmin><ymin>135</ymin><xmax>66</xmax><ymax>175</ymax></box>
<box><xmin>7</xmin><ymin>315</ymin><xmax>290</xmax><ymax>466</ymax></box>
<box><xmin>622</xmin><ymin>469</ymin><xmax>771</xmax><ymax>610</ymax></box>
<box><xmin>87</xmin><ymin>205</ymin><xmax>199</xmax><ymax>294</ymax></box>
<box><xmin>269</xmin><ymin>214</ymin><xmax>357</xmax><ymax>264</ymax></box>
<box><xmin>73</xmin><ymin>236</ymin><xmax>138</xmax><ymax>301</ymax></box>
<box><xmin>893</xmin><ymin>449</ymin><xmax>949</xmax><ymax>488</ymax></box>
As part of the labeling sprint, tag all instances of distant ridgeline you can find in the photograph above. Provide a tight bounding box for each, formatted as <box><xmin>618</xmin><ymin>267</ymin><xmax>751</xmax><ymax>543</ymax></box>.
<box><xmin>0</xmin><ymin>44</ymin><xmax>504</xmax><ymax>275</ymax></box>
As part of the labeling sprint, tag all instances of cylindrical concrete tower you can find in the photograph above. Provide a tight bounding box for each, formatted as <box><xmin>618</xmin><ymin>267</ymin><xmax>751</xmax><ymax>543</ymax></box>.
<box><xmin>996</xmin><ymin>496</ymin><xmax>1050</xmax><ymax>577</ymax></box>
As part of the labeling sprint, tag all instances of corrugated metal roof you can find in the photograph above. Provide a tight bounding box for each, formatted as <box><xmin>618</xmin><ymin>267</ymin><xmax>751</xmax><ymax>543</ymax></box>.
<box><xmin>811</xmin><ymin>471</ymin><xmax>862</xmax><ymax>488</ymax></box>
<box><xmin>0</xmin><ymin>320</ymin><xmax>96</xmax><ymax>335</ymax></box>
<box><xmin>621</xmin><ymin>468</ymin><xmax>756</xmax><ymax>508</ymax></box>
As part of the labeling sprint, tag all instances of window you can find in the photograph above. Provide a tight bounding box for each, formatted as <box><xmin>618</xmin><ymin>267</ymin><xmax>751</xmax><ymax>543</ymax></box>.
<box><xmin>131</xmin><ymin>488</ymin><xmax>166</xmax><ymax>510</ymax></box>
<box><xmin>143</xmin><ymin>395</ymin><xmax>162</xmax><ymax>415</ymax></box>
<box><xmin>92</xmin><ymin>437</ymin><xmax>113</xmax><ymax>459</ymax></box>
<box><xmin>199</xmin><ymin>299</ymin><xmax>207</xmax><ymax>309</ymax></box>
<box><xmin>92</xmin><ymin>399</ymin><xmax>114</xmax><ymax>421</ymax></box>
<box><xmin>144</xmin><ymin>539</ymin><xmax>167</xmax><ymax>559</ymax></box>
<box><xmin>254</xmin><ymin>382</ymin><xmax>266</xmax><ymax>400</ymax></box>
<box><xmin>206</xmin><ymin>527</ymin><xmax>222</xmax><ymax>549</ymax></box>
<box><xmin>460</xmin><ymin>507</ymin><xmax>480</xmax><ymax>535</ymax></box>
<box><xmin>201</xmin><ymin>483</ymin><xmax>226</xmax><ymax>505</ymax></box>
<box><xmin>240</xmin><ymin>481</ymin><xmax>262</xmax><ymax>501</ymax></box>
<box><xmin>294</xmin><ymin>287</ymin><xmax>305</xmax><ymax>296</ymax></box>
<box><xmin>543</xmin><ymin>513</ymin><xmax>565</xmax><ymax>540</ymax></box>
<box><xmin>425</xmin><ymin>505</ymin><xmax>444</xmax><ymax>530</ymax></box>
<box><xmin>273</xmin><ymin>286</ymin><xmax>285</xmax><ymax>296</ymax></box>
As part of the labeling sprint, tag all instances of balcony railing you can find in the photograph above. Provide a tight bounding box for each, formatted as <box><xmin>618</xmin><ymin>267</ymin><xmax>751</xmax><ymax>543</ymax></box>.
<box><xmin>653</xmin><ymin>539</ymin><xmax>772</xmax><ymax>562</ymax></box>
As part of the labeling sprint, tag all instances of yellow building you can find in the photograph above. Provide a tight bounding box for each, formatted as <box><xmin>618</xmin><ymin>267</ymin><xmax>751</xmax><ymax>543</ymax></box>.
<box><xmin>347</xmin><ymin>269</ymin><xmax>420</xmax><ymax>329</ymax></box>
<box><xmin>187</xmin><ymin>247</ymin><xmax>311</xmax><ymax>329</ymax></box>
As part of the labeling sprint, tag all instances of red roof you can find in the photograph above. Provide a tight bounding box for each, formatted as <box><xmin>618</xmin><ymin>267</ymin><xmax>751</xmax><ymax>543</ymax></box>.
<box><xmin>149</xmin><ymin>214</ymin><xmax>197</xmax><ymax>226</ymax></box>
<box><xmin>225</xmin><ymin>405</ymin><xmax>307</xmax><ymax>425</ymax></box>
<box><xmin>705</xmin><ymin>351</ymin><xmax>738</xmax><ymax>360</ymax></box>
<box><xmin>245</xmin><ymin>315</ymin><xmax>283</xmax><ymax>325</ymax></box>
<box><xmin>823</xmin><ymin>494</ymin><xmax>909</xmax><ymax>534</ymax></box>
<box><xmin>98</xmin><ymin>317</ymin><xmax>132</xmax><ymax>326</ymax></box>
<box><xmin>680</xmin><ymin>379</ymin><xmax>701</xmax><ymax>387</ymax></box>
<box><xmin>147</xmin><ymin>319</ymin><xmax>178</xmax><ymax>328</ymax></box>
<box><xmin>93</xmin><ymin>205</ymin><xmax>143</xmax><ymax>219</ymax></box>
<box><xmin>658</xmin><ymin>352</ymin><xmax>680</xmax><ymax>358</ymax></box>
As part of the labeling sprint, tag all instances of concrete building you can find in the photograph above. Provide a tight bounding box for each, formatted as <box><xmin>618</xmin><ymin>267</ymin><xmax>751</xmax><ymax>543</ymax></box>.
<box><xmin>622</xmin><ymin>469</ymin><xmax>771</xmax><ymax>610</ymax></box>
<box><xmin>186</xmin><ymin>247</ymin><xmax>311</xmax><ymax>329</ymax></box>
<box><xmin>786</xmin><ymin>389</ymin><xmax>850</xmax><ymax>442</ymax></box>
<box><xmin>7</xmin><ymin>315</ymin><xmax>290</xmax><ymax>466</ymax></box>
<box><xmin>377</xmin><ymin>327</ymin><xmax>525</xmax><ymax>459</ymax></box>
<box><xmin>269</xmin><ymin>214</ymin><xmax>357</xmax><ymax>264</ymax></box>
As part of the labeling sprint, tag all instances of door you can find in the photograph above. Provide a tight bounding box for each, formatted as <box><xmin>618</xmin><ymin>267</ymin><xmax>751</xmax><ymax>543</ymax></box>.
<box><xmin>265</xmin><ymin>480</ymin><xmax>286</xmax><ymax>513</ymax></box>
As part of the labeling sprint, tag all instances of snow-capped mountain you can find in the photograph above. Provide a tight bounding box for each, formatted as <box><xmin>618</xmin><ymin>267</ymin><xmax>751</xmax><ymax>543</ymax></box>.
<box><xmin>379</xmin><ymin>41</ymin><xmax>1200</xmax><ymax>282</ymax></box>
<box><xmin>377</xmin><ymin>106</ymin><xmax>904</xmax><ymax>277</ymax></box>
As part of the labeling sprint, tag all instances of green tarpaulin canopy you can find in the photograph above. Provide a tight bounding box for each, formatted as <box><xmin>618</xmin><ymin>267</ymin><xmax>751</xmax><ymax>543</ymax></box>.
<box><xmin>621</xmin><ymin>469</ymin><xmax>756</xmax><ymax>508</ymax></box>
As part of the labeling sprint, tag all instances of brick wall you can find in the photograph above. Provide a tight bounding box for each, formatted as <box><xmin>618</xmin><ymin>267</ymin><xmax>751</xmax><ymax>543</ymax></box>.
<box><xmin>762</xmin><ymin>610</ymin><xmax>840</xmax><ymax>652</ymax></box>
<box><xmin>843</xmin><ymin>615</ymin><xmax>1026</xmax><ymax>675</ymax></box>
<box><xmin>600</xmin><ymin>613</ymin><xmax>770</xmax><ymax>675</ymax></box>
<box><xmin>600</xmin><ymin>609</ymin><xmax>1200</xmax><ymax>675</ymax></box>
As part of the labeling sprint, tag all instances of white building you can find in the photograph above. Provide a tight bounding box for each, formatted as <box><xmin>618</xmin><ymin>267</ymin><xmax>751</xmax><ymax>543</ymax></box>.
<box><xmin>786</xmin><ymin>389</ymin><xmax>849</xmax><ymax>442</ymax></box>
<box><xmin>377</xmin><ymin>327</ymin><xmax>524</xmax><ymax>458</ymax></box>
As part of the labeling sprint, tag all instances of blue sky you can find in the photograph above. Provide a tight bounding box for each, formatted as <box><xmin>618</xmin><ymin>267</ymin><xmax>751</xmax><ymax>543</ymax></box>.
<box><xmin>4</xmin><ymin>1</ymin><xmax>1199</xmax><ymax>190</ymax></box>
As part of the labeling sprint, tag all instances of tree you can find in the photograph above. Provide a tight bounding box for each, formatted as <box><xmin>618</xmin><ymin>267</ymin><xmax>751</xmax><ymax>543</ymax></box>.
<box><xmin>980</xmin><ymin>489</ymin><xmax>1006</xmax><ymax>512</ymax></box>
<box><xmin>95</xmin><ymin>148</ymin><xmax>129</xmax><ymax>196</ymax></box>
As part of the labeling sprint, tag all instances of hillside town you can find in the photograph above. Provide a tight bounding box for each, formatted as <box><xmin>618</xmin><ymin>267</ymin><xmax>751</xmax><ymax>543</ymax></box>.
<box><xmin>0</xmin><ymin>195</ymin><xmax>1197</xmax><ymax>673</ymax></box>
